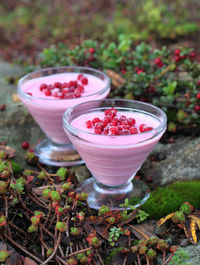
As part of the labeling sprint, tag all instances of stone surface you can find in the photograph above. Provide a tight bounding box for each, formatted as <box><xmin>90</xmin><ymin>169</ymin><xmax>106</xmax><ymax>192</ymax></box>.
<box><xmin>0</xmin><ymin>61</ymin><xmax>44</xmax><ymax>167</ymax></box>
<box><xmin>141</xmin><ymin>137</ymin><xmax>200</xmax><ymax>186</ymax></box>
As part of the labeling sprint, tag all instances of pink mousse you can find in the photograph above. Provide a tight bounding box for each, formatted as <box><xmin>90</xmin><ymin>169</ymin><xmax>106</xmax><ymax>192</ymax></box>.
<box><xmin>20</xmin><ymin>73</ymin><xmax>109</xmax><ymax>144</ymax></box>
<box><xmin>66</xmin><ymin>111</ymin><xmax>165</xmax><ymax>186</ymax></box>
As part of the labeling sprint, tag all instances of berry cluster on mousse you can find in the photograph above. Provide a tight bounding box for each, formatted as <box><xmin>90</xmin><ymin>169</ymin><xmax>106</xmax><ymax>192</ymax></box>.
<box><xmin>85</xmin><ymin>107</ymin><xmax>153</xmax><ymax>135</ymax></box>
<box><xmin>27</xmin><ymin>74</ymin><xmax>88</xmax><ymax>99</ymax></box>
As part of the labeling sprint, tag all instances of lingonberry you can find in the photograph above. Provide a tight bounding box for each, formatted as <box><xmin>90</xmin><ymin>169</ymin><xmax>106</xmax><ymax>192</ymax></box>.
<box><xmin>89</xmin><ymin>47</ymin><xmax>95</xmax><ymax>53</ymax></box>
<box><xmin>94</xmin><ymin>127</ymin><xmax>102</xmax><ymax>134</ymax></box>
<box><xmin>196</xmin><ymin>92</ymin><xmax>200</xmax><ymax>99</ymax></box>
<box><xmin>154</xmin><ymin>57</ymin><xmax>162</xmax><ymax>65</ymax></box>
<box><xmin>26</xmin><ymin>92</ymin><xmax>32</xmax><ymax>96</ymax></box>
<box><xmin>77</xmin><ymin>74</ymin><xmax>83</xmax><ymax>81</ymax></box>
<box><xmin>121</xmin><ymin>69</ymin><xmax>126</xmax><ymax>74</ymax></box>
<box><xmin>40</xmin><ymin>83</ymin><xmax>48</xmax><ymax>91</ymax></box>
<box><xmin>54</xmin><ymin>82</ymin><xmax>62</xmax><ymax>88</ymax></box>
<box><xmin>92</xmin><ymin>117</ymin><xmax>100</xmax><ymax>125</ymax></box>
<box><xmin>195</xmin><ymin>105</ymin><xmax>200</xmax><ymax>111</ymax></box>
<box><xmin>81</xmin><ymin>77</ymin><xmax>88</xmax><ymax>85</ymax></box>
<box><xmin>22</xmin><ymin>141</ymin><xmax>29</xmax><ymax>149</ymax></box>
<box><xmin>127</xmin><ymin>118</ymin><xmax>136</xmax><ymax>126</ymax></box>
<box><xmin>174</xmin><ymin>49</ymin><xmax>181</xmax><ymax>56</ymax></box>
<box><xmin>130</xmin><ymin>127</ymin><xmax>138</xmax><ymax>134</ymax></box>
<box><xmin>86</xmin><ymin>120</ymin><xmax>92</xmax><ymax>128</ymax></box>
<box><xmin>45</xmin><ymin>89</ymin><xmax>52</xmax><ymax>96</ymax></box>
<box><xmin>110</xmin><ymin>118</ymin><xmax>119</xmax><ymax>126</ymax></box>
<box><xmin>109</xmin><ymin>126</ymin><xmax>118</xmax><ymax>135</ymax></box>
<box><xmin>0</xmin><ymin>104</ymin><xmax>6</xmax><ymax>111</ymax></box>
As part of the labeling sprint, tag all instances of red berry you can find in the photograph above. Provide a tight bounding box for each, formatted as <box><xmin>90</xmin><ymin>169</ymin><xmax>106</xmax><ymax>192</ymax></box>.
<box><xmin>122</xmin><ymin>129</ymin><xmax>130</xmax><ymax>135</ymax></box>
<box><xmin>92</xmin><ymin>117</ymin><xmax>101</xmax><ymax>125</ymax></box>
<box><xmin>109</xmin><ymin>126</ymin><xmax>118</xmax><ymax>135</ymax></box>
<box><xmin>196</xmin><ymin>93</ymin><xmax>200</xmax><ymax>99</ymax></box>
<box><xmin>144</xmin><ymin>126</ymin><xmax>153</xmax><ymax>132</ymax></box>
<box><xmin>110</xmin><ymin>118</ymin><xmax>119</xmax><ymax>126</ymax></box>
<box><xmin>89</xmin><ymin>48</ymin><xmax>95</xmax><ymax>53</ymax></box>
<box><xmin>54</xmin><ymin>82</ymin><xmax>62</xmax><ymax>88</ymax></box>
<box><xmin>40</xmin><ymin>83</ymin><xmax>48</xmax><ymax>91</ymax></box>
<box><xmin>45</xmin><ymin>90</ymin><xmax>52</xmax><ymax>96</ymax></box>
<box><xmin>121</xmin><ymin>69</ymin><xmax>126</xmax><ymax>74</ymax></box>
<box><xmin>127</xmin><ymin>118</ymin><xmax>136</xmax><ymax>126</ymax></box>
<box><xmin>77</xmin><ymin>74</ymin><xmax>83</xmax><ymax>81</ymax></box>
<box><xmin>94</xmin><ymin>128</ymin><xmax>102</xmax><ymax>134</ymax></box>
<box><xmin>94</xmin><ymin>122</ymin><xmax>104</xmax><ymax>130</ymax></box>
<box><xmin>174</xmin><ymin>49</ymin><xmax>181</xmax><ymax>56</ymax></box>
<box><xmin>62</xmin><ymin>82</ymin><xmax>69</xmax><ymax>88</ymax></box>
<box><xmin>197</xmin><ymin>80</ymin><xmax>200</xmax><ymax>86</ymax></box>
<box><xmin>101</xmin><ymin>117</ymin><xmax>111</xmax><ymax>126</ymax></box>
<box><xmin>26</xmin><ymin>92</ymin><xmax>32</xmax><ymax>96</ymax></box>
<box><xmin>22</xmin><ymin>141</ymin><xmax>29</xmax><ymax>149</ymax></box>
<box><xmin>154</xmin><ymin>57</ymin><xmax>161</xmax><ymax>65</ymax></box>
<box><xmin>78</xmin><ymin>85</ymin><xmax>84</xmax><ymax>93</ymax></box>
<box><xmin>81</xmin><ymin>77</ymin><xmax>88</xmax><ymax>85</ymax></box>
<box><xmin>137</xmin><ymin>69</ymin><xmax>144</xmax><ymax>74</ymax></box>
<box><xmin>175</xmin><ymin>56</ymin><xmax>180</xmax><ymax>62</ymax></box>
<box><xmin>139</xmin><ymin>124</ymin><xmax>146</xmax><ymax>132</ymax></box>
<box><xmin>130</xmin><ymin>127</ymin><xmax>138</xmax><ymax>134</ymax></box>
<box><xmin>195</xmin><ymin>105</ymin><xmax>200</xmax><ymax>111</ymax></box>
<box><xmin>0</xmin><ymin>104</ymin><xmax>6</xmax><ymax>111</ymax></box>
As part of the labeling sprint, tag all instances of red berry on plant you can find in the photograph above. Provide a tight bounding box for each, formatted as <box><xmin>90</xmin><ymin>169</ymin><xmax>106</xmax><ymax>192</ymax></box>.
<box><xmin>89</xmin><ymin>48</ymin><xmax>95</xmax><ymax>53</ymax></box>
<box><xmin>195</xmin><ymin>105</ymin><xmax>200</xmax><ymax>111</ymax></box>
<box><xmin>174</xmin><ymin>49</ymin><xmax>181</xmax><ymax>56</ymax></box>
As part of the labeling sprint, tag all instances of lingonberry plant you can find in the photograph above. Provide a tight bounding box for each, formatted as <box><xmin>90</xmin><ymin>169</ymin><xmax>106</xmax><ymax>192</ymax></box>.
<box><xmin>38</xmin><ymin>38</ymin><xmax>200</xmax><ymax>132</ymax></box>
<box><xmin>0</xmin><ymin>149</ymin><xmax>181</xmax><ymax>264</ymax></box>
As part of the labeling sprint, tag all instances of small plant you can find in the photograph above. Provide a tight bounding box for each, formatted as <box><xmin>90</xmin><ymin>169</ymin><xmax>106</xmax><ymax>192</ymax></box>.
<box><xmin>108</xmin><ymin>226</ymin><xmax>123</xmax><ymax>246</ymax></box>
<box><xmin>157</xmin><ymin>202</ymin><xmax>200</xmax><ymax>244</ymax></box>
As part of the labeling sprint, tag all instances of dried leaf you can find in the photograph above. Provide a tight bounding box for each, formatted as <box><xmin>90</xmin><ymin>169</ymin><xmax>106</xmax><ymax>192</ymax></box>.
<box><xmin>157</xmin><ymin>213</ymin><xmax>175</xmax><ymax>226</ymax></box>
<box><xmin>119</xmin><ymin>209</ymin><xmax>138</xmax><ymax>226</ymax></box>
<box><xmin>189</xmin><ymin>215</ymin><xmax>200</xmax><ymax>230</ymax></box>
<box><xmin>94</xmin><ymin>225</ymin><xmax>110</xmax><ymax>240</ymax></box>
<box><xmin>106</xmin><ymin>70</ymin><xmax>126</xmax><ymax>88</ymax></box>
<box><xmin>12</xmin><ymin>93</ymin><xmax>21</xmax><ymax>102</ymax></box>
<box><xmin>0</xmin><ymin>145</ymin><xmax>16</xmax><ymax>158</ymax></box>
<box><xmin>182</xmin><ymin>218</ymin><xmax>196</xmax><ymax>244</ymax></box>
<box><xmin>23</xmin><ymin>257</ymin><xmax>38</xmax><ymax>265</ymax></box>
<box><xmin>190</xmin><ymin>219</ymin><xmax>197</xmax><ymax>244</ymax></box>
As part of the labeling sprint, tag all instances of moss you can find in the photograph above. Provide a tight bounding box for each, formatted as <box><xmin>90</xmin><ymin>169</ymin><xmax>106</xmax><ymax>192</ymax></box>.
<box><xmin>11</xmin><ymin>161</ymin><xmax>23</xmax><ymax>174</ymax></box>
<box><xmin>141</xmin><ymin>181</ymin><xmax>200</xmax><ymax>220</ymax></box>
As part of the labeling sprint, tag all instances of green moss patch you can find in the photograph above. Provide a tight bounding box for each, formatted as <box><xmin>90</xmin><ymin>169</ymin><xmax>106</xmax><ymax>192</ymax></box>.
<box><xmin>141</xmin><ymin>181</ymin><xmax>200</xmax><ymax>220</ymax></box>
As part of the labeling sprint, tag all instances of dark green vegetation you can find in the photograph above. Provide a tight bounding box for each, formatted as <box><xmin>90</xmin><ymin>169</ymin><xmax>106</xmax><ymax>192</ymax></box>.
<box><xmin>141</xmin><ymin>181</ymin><xmax>200</xmax><ymax>219</ymax></box>
<box><xmin>37</xmin><ymin>40</ymin><xmax>200</xmax><ymax>131</ymax></box>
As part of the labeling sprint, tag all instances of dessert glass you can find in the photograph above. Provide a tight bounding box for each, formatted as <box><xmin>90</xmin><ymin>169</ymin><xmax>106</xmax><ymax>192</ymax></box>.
<box><xmin>63</xmin><ymin>99</ymin><xmax>167</xmax><ymax>210</ymax></box>
<box><xmin>17</xmin><ymin>66</ymin><xmax>110</xmax><ymax>166</ymax></box>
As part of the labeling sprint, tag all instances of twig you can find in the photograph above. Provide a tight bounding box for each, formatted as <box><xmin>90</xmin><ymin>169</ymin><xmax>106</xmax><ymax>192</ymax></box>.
<box><xmin>5</xmin><ymin>234</ymin><xmax>43</xmax><ymax>264</ymax></box>
<box><xmin>95</xmin><ymin>251</ymin><xmax>105</xmax><ymax>265</ymax></box>
<box><xmin>128</xmin><ymin>224</ymin><xmax>149</xmax><ymax>240</ymax></box>
<box><xmin>67</xmin><ymin>247</ymin><xmax>92</xmax><ymax>257</ymax></box>
<box><xmin>27</xmin><ymin>192</ymin><xmax>48</xmax><ymax>209</ymax></box>
<box><xmin>8</xmin><ymin>221</ymin><xmax>29</xmax><ymax>237</ymax></box>
<box><xmin>122</xmin><ymin>254</ymin><xmax>127</xmax><ymax>265</ymax></box>
<box><xmin>36</xmin><ymin>162</ymin><xmax>54</xmax><ymax>183</ymax></box>
<box><xmin>3</xmin><ymin>195</ymin><xmax>8</xmax><ymax>218</ymax></box>
<box><xmin>137</xmin><ymin>253</ymin><xmax>141</xmax><ymax>265</ymax></box>
<box><xmin>145</xmin><ymin>254</ymin><xmax>150</xmax><ymax>265</ymax></box>
<box><xmin>43</xmin><ymin>201</ymin><xmax>52</xmax><ymax>227</ymax></box>
<box><xmin>41</xmin><ymin>232</ymin><xmax>62</xmax><ymax>265</ymax></box>
<box><xmin>163</xmin><ymin>252</ymin><xmax>175</xmax><ymax>265</ymax></box>
<box><xmin>163</xmin><ymin>249</ymin><xmax>166</xmax><ymax>264</ymax></box>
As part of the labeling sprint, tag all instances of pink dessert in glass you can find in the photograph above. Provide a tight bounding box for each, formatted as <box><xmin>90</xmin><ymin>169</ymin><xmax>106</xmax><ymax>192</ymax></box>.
<box><xmin>63</xmin><ymin>99</ymin><xmax>167</xmax><ymax>210</ymax></box>
<box><xmin>17</xmin><ymin>67</ymin><xmax>110</xmax><ymax>166</ymax></box>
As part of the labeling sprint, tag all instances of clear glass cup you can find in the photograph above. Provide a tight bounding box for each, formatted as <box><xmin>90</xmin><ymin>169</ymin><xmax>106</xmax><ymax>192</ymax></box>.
<box><xmin>17</xmin><ymin>66</ymin><xmax>110</xmax><ymax>166</ymax></box>
<box><xmin>63</xmin><ymin>99</ymin><xmax>167</xmax><ymax>210</ymax></box>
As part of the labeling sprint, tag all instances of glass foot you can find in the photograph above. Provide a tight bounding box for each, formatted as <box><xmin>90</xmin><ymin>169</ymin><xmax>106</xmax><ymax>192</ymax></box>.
<box><xmin>77</xmin><ymin>178</ymin><xmax>150</xmax><ymax>210</ymax></box>
<box><xmin>34</xmin><ymin>138</ymin><xmax>84</xmax><ymax>167</ymax></box>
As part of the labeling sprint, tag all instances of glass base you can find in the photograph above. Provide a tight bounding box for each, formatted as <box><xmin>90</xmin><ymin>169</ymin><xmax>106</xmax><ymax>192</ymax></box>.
<box><xmin>77</xmin><ymin>177</ymin><xmax>150</xmax><ymax>210</ymax></box>
<box><xmin>34</xmin><ymin>138</ymin><xmax>84</xmax><ymax>167</ymax></box>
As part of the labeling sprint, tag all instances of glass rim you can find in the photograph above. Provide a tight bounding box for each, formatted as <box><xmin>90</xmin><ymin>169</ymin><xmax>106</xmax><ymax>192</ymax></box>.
<box><xmin>17</xmin><ymin>66</ymin><xmax>111</xmax><ymax>101</ymax></box>
<box><xmin>63</xmin><ymin>98</ymin><xmax>167</xmax><ymax>139</ymax></box>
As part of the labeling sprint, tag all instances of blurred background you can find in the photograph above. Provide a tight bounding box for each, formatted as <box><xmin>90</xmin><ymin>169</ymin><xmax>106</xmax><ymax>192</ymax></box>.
<box><xmin>0</xmin><ymin>0</ymin><xmax>199</xmax><ymax>64</ymax></box>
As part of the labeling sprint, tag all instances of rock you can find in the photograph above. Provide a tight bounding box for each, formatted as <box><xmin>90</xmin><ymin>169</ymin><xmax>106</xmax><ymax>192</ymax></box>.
<box><xmin>0</xmin><ymin>61</ymin><xmax>44</xmax><ymax>167</ymax></box>
<box><xmin>141</xmin><ymin>137</ymin><xmax>200</xmax><ymax>186</ymax></box>
<box><xmin>71</xmin><ymin>165</ymin><xmax>91</xmax><ymax>183</ymax></box>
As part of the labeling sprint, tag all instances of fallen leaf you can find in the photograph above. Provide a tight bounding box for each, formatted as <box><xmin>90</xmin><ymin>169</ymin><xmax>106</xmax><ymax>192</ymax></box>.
<box><xmin>23</xmin><ymin>257</ymin><xmax>38</xmax><ymax>265</ymax></box>
<box><xmin>12</xmin><ymin>93</ymin><xmax>21</xmax><ymax>102</ymax></box>
<box><xmin>0</xmin><ymin>145</ymin><xmax>16</xmax><ymax>158</ymax></box>
<box><xmin>106</xmin><ymin>70</ymin><xmax>126</xmax><ymax>88</ymax></box>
